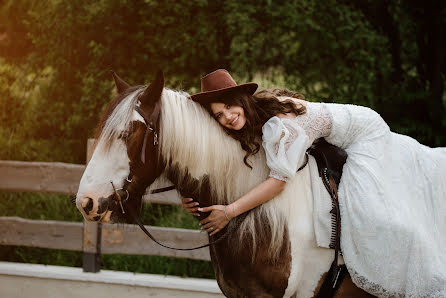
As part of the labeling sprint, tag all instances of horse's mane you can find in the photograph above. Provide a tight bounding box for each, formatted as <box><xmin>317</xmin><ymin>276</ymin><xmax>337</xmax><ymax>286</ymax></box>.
<box><xmin>158</xmin><ymin>89</ymin><xmax>288</xmax><ymax>257</ymax></box>
<box><xmin>96</xmin><ymin>86</ymin><xmax>145</xmax><ymax>151</ymax></box>
<box><xmin>97</xmin><ymin>87</ymin><xmax>290</xmax><ymax>257</ymax></box>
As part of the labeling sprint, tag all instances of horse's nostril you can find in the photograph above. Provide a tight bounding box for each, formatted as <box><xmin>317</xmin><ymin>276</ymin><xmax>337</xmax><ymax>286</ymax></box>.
<box><xmin>82</xmin><ymin>197</ymin><xmax>94</xmax><ymax>214</ymax></box>
<box><xmin>97</xmin><ymin>197</ymin><xmax>110</xmax><ymax>214</ymax></box>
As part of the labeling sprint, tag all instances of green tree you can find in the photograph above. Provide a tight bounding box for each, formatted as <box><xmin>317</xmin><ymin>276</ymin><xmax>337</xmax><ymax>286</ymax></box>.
<box><xmin>0</xmin><ymin>0</ymin><xmax>444</xmax><ymax>164</ymax></box>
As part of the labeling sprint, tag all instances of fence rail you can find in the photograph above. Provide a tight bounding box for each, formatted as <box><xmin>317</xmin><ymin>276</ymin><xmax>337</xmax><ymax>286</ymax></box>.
<box><xmin>0</xmin><ymin>161</ymin><xmax>84</xmax><ymax>195</ymax></box>
<box><xmin>0</xmin><ymin>160</ymin><xmax>180</xmax><ymax>205</ymax></box>
<box><xmin>0</xmin><ymin>147</ymin><xmax>211</xmax><ymax>272</ymax></box>
<box><xmin>0</xmin><ymin>217</ymin><xmax>210</xmax><ymax>261</ymax></box>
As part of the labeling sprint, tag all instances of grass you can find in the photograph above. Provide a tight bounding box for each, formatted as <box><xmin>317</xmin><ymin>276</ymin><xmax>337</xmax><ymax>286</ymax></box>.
<box><xmin>0</xmin><ymin>191</ymin><xmax>214</xmax><ymax>279</ymax></box>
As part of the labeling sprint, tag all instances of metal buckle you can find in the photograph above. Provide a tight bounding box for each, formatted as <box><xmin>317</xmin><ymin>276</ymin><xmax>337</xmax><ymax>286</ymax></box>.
<box><xmin>110</xmin><ymin>181</ymin><xmax>129</xmax><ymax>214</ymax></box>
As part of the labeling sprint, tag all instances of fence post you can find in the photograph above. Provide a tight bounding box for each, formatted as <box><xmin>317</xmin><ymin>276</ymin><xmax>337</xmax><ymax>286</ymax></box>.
<box><xmin>82</xmin><ymin>139</ymin><xmax>102</xmax><ymax>272</ymax></box>
<box><xmin>82</xmin><ymin>221</ymin><xmax>102</xmax><ymax>272</ymax></box>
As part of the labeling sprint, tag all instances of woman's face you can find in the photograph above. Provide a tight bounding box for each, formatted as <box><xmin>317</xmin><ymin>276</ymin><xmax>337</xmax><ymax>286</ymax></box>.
<box><xmin>210</xmin><ymin>102</ymin><xmax>246</xmax><ymax>130</ymax></box>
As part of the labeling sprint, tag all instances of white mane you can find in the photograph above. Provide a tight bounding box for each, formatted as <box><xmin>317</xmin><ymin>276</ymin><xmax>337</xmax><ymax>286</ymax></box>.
<box><xmin>99</xmin><ymin>88</ymin><xmax>144</xmax><ymax>149</ymax></box>
<box><xmin>97</xmin><ymin>87</ymin><xmax>291</xmax><ymax>256</ymax></box>
<box><xmin>159</xmin><ymin>89</ymin><xmax>288</xmax><ymax>256</ymax></box>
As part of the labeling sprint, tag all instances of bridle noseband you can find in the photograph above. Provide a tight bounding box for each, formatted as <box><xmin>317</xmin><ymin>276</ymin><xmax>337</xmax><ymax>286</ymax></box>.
<box><xmin>110</xmin><ymin>181</ymin><xmax>129</xmax><ymax>214</ymax></box>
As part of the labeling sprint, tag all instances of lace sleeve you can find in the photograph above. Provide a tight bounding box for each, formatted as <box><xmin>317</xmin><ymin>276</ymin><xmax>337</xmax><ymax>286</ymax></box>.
<box><xmin>262</xmin><ymin>117</ymin><xmax>310</xmax><ymax>182</ymax></box>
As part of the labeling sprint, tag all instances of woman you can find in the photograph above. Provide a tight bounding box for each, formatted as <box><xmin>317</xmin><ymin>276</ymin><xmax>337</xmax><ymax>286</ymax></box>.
<box><xmin>183</xmin><ymin>69</ymin><xmax>326</xmax><ymax>231</ymax></box>
<box><xmin>183</xmin><ymin>69</ymin><xmax>446</xmax><ymax>297</ymax></box>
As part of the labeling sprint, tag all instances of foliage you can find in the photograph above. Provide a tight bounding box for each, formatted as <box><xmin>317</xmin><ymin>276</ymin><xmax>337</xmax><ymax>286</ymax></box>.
<box><xmin>0</xmin><ymin>0</ymin><xmax>445</xmax><ymax>164</ymax></box>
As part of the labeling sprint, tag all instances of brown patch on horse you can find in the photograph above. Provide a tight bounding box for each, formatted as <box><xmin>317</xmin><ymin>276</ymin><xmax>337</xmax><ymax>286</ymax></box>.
<box><xmin>312</xmin><ymin>271</ymin><xmax>375</xmax><ymax>298</ymax></box>
<box><xmin>166</xmin><ymin>166</ymin><xmax>292</xmax><ymax>297</ymax></box>
<box><xmin>210</xmin><ymin>223</ymin><xmax>291</xmax><ymax>298</ymax></box>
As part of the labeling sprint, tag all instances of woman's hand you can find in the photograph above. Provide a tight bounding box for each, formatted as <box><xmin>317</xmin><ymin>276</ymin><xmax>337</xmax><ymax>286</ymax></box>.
<box><xmin>181</xmin><ymin>198</ymin><xmax>200</xmax><ymax>217</ymax></box>
<box><xmin>198</xmin><ymin>205</ymin><xmax>231</xmax><ymax>236</ymax></box>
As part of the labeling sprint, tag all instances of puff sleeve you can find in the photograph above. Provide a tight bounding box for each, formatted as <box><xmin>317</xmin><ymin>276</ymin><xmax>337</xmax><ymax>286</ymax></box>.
<box><xmin>262</xmin><ymin>116</ymin><xmax>310</xmax><ymax>182</ymax></box>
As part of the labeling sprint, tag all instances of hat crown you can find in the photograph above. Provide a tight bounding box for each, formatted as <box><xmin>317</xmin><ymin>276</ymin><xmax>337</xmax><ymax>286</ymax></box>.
<box><xmin>201</xmin><ymin>69</ymin><xmax>237</xmax><ymax>93</ymax></box>
<box><xmin>191</xmin><ymin>69</ymin><xmax>257</xmax><ymax>104</ymax></box>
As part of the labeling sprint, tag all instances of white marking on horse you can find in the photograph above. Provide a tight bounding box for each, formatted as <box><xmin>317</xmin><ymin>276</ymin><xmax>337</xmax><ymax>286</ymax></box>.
<box><xmin>76</xmin><ymin>90</ymin><xmax>145</xmax><ymax>222</ymax></box>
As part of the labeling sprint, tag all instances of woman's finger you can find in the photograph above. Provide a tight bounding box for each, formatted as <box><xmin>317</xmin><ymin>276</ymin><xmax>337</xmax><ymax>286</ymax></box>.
<box><xmin>197</xmin><ymin>206</ymin><xmax>214</xmax><ymax>213</ymax></box>
<box><xmin>199</xmin><ymin>217</ymin><xmax>211</xmax><ymax>226</ymax></box>
<box><xmin>209</xmin><ymin>228</ymin><xmax>220</xmax><ymax>236</ymax></box>
<box><xmin>206</xmin><ymin>226</ymin><xmax>218</xmax><ymax>234</ymax></box>
<box><xmin>201</xmin><ymin>221</ymin><xmax>213</xmax><ymax>229</ymax></box>
<box><xmin>185</xmin><ymin>206</ymin><xmax>200</xmax><ymax>212</ymax></box>
<box><xmin>185</xmin><ymin>202</ymin><xmax>199</xmax><ymax>209</ymax></box>
<box><xmin>183</xmin><ymin>206</ymin><xmax>200</xmax><ymax>212</ymax></box>
<box><xmin>181</xmin><ymin>198</ymin><xmax>200</xmax><ymax>216</ymax></box>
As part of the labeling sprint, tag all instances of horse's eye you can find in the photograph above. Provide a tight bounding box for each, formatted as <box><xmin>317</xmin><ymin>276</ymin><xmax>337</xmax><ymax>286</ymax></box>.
<box><xmin>118</xmin><ymin>131</ymin><xmax>129</xmax><ymax>140</ymax></box>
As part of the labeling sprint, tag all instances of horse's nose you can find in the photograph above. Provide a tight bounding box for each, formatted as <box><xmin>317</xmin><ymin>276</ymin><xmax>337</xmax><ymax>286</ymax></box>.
<box><xmin>97</xmin><ymin>196</ymin><xmax>111</xmax><ymax>214</ymax></box>
<box><xmin>80</xmin><ymin>197</ymin><xmax>94</xmax><ymax>215</ymax></box>
<box><xmin>79</xmin><ymin>195</ymin><xmax>113</xmax><ymax>221</ymax></box>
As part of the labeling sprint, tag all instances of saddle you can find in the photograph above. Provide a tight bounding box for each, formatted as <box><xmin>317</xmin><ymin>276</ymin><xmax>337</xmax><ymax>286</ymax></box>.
<box><xmin>309</xmin><ymin>138</ymin><xmax>347</xmax><ymax>187</ymax></box>
<box><xmin>307</xmin><ymin>138</ymin><xmax>348</xmax><ymax>297</ymax></box>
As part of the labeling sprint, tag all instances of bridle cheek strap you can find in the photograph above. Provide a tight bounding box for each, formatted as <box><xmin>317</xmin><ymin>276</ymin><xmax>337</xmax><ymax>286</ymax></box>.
<box><xmin>140</xmin><ymin>125</ymin><xmax>151</xmax><ymax>164</ymax></box>
<box><xmin>135</xmin><ymin>102</ymin><xmax>161</xmax><ymax>164</ymax></box>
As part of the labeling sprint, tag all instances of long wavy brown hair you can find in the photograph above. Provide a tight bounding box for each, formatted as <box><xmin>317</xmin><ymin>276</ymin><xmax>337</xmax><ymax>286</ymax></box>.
<box><xmin>204</xmin><ymin>88</ymin><xmax>306</xmax><ymax>168</ymax></box>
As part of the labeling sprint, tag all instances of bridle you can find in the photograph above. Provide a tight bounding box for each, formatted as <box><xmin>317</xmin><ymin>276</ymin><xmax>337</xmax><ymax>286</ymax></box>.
<box><xmin>110</xmin><ymin>97</ymin><xmax>229</xmax><ymax>250</ymax></box>
<box><xmin>135</xmin><ymin>104</ymin><xmax>159</xmax><ymax>164</ymax></box>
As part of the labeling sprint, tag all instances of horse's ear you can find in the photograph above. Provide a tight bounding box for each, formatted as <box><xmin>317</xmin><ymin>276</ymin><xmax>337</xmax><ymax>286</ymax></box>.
<box><xmin>139</xmin><ymin>70</ymin><xmax>164</xmax><ymax>110</ymax></box>
<box><xmin>111</xmin><ymin>71</ymin><xmax>131</xmax><ymax>94</ymax></box>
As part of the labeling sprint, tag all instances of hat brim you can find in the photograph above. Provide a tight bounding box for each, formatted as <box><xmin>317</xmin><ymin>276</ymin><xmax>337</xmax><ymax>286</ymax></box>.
<box><xmin>190</xmin><ymin>83</ymin><xmax>258</xmax><ymax>104</ymax></box>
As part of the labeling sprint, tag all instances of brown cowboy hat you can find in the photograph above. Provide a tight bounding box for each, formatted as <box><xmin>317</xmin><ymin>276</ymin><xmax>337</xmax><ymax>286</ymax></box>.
<box><xmin>190</xmin><ymin>69</ymin><xmax>258</xmax><ymax>104</ymax></box>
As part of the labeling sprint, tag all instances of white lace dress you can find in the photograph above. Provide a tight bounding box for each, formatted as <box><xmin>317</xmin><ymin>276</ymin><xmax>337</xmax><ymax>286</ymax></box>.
<box><xmin>262</xmin><ymin>101</ymin><xmax>446</xmax><ymax>297</ymax></box>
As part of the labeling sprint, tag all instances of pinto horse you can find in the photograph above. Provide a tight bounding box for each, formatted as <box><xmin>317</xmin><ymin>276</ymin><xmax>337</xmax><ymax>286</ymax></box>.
<box><xmin>75</xmin><ymin>71</ymin><xmax>373</xmax><ymax>298</ymax></box>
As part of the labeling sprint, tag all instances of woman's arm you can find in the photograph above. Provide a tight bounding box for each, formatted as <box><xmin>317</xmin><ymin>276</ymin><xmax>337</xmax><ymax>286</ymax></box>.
<box><xmin>198</xmin><ymin>177</ymin><xmax>286</xmax><ymax>236</ymax></box>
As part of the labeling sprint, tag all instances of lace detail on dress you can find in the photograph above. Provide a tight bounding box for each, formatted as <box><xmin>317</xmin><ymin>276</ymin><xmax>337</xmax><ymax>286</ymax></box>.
<box><xmin>293</xmin><ymin>102</ymin><xmax>332</xmax><ymax>144</ymax></box>
<box><xmin>269</xmin><ymin>169</ymin><xmax>289</xmax><ymax>182</ymax></box>
<box><xmin>349</xmin><ymin>268</ymin><xmax>446</xmax><ymax>298</ymax></box>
